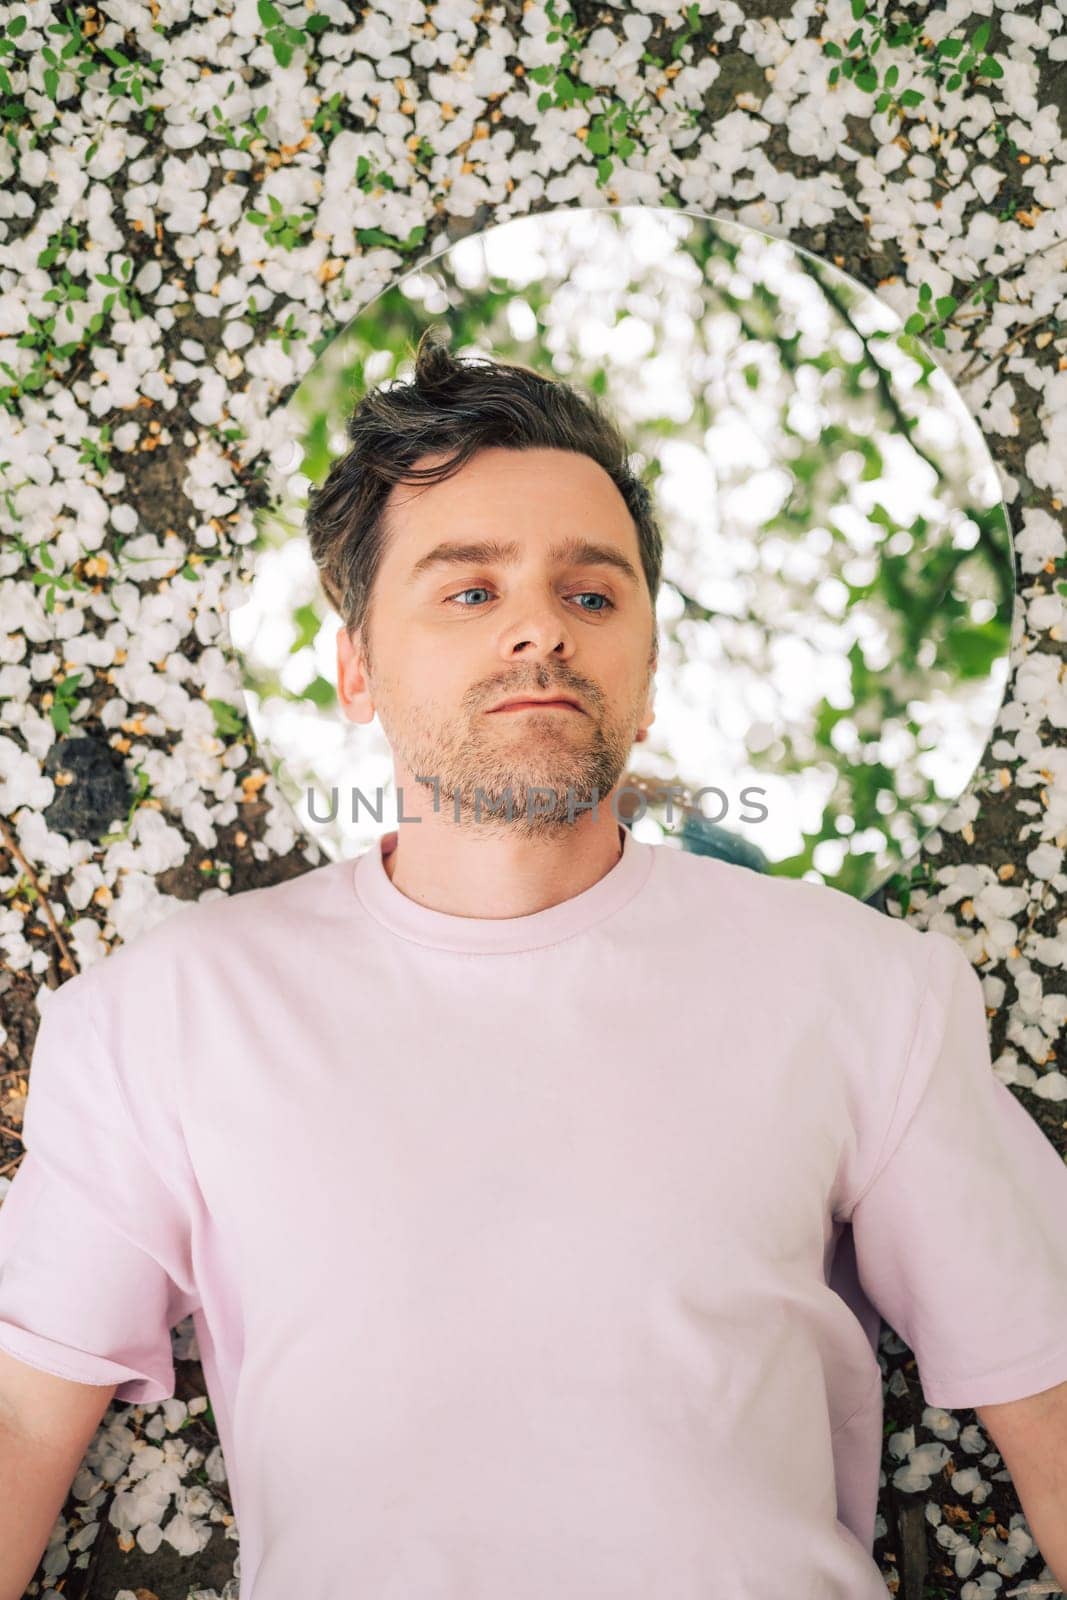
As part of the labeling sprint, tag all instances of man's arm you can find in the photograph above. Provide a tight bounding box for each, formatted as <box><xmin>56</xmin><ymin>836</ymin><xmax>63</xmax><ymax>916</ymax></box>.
<box><xmin>0</xmin><ymin>1347</ymin><xmax>116</xmax><ymax>1600</ymax></box>
<box><xmin>977</xmin><ymin>1377</ymin><xmax>1067</xmax><ymax>1595</ymax></box>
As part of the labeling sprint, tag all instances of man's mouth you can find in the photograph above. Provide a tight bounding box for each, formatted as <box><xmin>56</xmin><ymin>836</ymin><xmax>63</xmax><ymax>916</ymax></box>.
<box><xmin>487</xmin><ymin>699</ymin><xmax>584</xmax><ymax>714</ymax></box>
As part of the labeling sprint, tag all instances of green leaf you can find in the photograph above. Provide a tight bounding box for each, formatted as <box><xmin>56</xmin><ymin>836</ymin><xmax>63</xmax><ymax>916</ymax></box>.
<box><xmin>299</xmin><ymin>674</ymin><xmax>336</xmax><ymax>707</ymax></box>
<box><xmin>208</xmin><ymin>698</ymin><xmax>245</xmax><ymax>737</ymax></box>
<box><xmin>977</xmin><ymin>56</ymin><xmax>1003</xmax><ymax>77</ymax></box>
<box><xmin>972</xmin><ymin>19</ymin><xmax>991</xmax><ymax>52</ymax></box>
<box><xmin>823</xmin><ymin>40</ymin><xmax>841</xmax><ymax>58</ymax></box>
<box><xmin>947</xmin><ymin>621</ymin><xmax>1007</xmax><ymax>678</ymax></box>
<box><xmin>289</xmin><ymin>602</ymin><xmax>321</xmax><ymax>653</ymax></box>
<box><xmin>899</xmin><ymin>88</ymin><xmax>923</xmax><ymax>106</ymax></box>
<box><xmin>903</xmin><ymin>312</ymin><xmax>926</xmax><ymax>334</ymax></box>
<box><xmin>850</xmin><ymin>0</ymin><xmax>865</xmax><ymax>17</ymax></box>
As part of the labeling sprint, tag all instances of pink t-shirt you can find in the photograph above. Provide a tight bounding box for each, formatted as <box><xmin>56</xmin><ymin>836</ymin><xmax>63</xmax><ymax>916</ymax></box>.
<box><xmin>3</xmin><ymin>825</ymin><xmax>1067</xmax><ymax>1598</ymax></box>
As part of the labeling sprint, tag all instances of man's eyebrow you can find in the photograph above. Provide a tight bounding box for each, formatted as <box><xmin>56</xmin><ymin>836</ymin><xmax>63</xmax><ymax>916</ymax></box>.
<box><xmin>406</xmin><ymin>537</ymin><xmax>641</xmax><ymax>588</ymax></box>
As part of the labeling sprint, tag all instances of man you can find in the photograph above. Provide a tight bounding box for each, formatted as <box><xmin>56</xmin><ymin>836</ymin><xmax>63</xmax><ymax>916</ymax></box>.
<box><xmin>2</xmin><ymin>328</ymin><xmax>1067</xmax><ymax>1598</ymax></box>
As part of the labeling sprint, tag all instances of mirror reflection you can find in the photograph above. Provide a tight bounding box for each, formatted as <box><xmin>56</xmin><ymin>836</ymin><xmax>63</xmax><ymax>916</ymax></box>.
<box><xmin>229</xmin><ymin>204</ymin><xmax>1013</xmax><ymax>904</ymax></box>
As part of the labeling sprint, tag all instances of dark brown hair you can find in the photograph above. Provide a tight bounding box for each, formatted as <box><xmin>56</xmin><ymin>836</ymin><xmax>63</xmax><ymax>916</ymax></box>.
<box><xmin>305</xmin><ymin>324</ymin><xmax>663</xmax><ymax>665</ymax></box>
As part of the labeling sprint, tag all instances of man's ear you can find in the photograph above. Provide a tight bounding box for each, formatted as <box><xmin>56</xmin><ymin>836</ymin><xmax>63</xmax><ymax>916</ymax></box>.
<box><xmin>336</xmin><ymin>625</ymin><xmax>375</xmax><ymax>726</ymax></box>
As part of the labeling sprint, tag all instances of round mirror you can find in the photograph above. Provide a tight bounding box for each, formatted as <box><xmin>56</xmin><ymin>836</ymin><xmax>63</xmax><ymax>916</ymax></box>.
<box><xmin>228</xmin><ymin>203</ymin><xmax>1014</xmax><ymax>904</ymax></box>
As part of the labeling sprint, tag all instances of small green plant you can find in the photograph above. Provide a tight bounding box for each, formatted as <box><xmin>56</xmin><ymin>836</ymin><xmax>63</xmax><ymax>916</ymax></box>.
<box><xmin>355</xmin><ymin>152</ymin><xmax>397</xmax><ymax>194</ymax></box>
<box><xmin>822</xmin><ymin>4</ymin><xmax>1003</xmax><ymax>117</ymax></box>
<box><xmin>0</xmin><ymin>10</ymin><xmax>29</xmax><ymax>140</ymax></box>
<box><xmin>899</xmin><ymin>275</ymin><xmax>998</xmax><ymax>352</ymax></box>
<box><xmin>667</xmin><ymin>4</ymin><xmax>702</xmax><ymax>61</ymax></box>
<box><xmin>257</xmin><ymin>0</ymin><xmax>330</xmax><ymax>68</ymax></box>
<box><xmin>233</xmin><ymin>292</ymin><xmax>269</xmax><ymax>331</ymax></box>
<box><xmin>882</xmin><ymin>861</ymin><xmax>934</xmax><ymax>915</ymax></box>
<box><xmin>93</xmin><ymin>256</ymin><xmax>145</xmax><ymax>324</ymax></box>
<box><xmin>584</xmin><ymin>94</ymin><xmax>652</xmax><ymax>187</ymax></box>
<box><xmin>36</xmin><ymin>221</ymin><xmax>81</xmax><ymax>272</ymax></box>
<box><xmin>311</xmin><ymin>89</ymin><xmax>344</xmax><ymax>150</ymax></box>
<box><xmin>94</xmin><ymin>36</ymin><xmax>164</xmax><ymax>109</ymax></box>
<box><xmin>988</xmin><ymin>119</ymin><xmax>1020</xmax><ymax>159</ymax></box>
<box><xmin>0</xmin><ymin>224</ymin><xmax>148</xmax><ymax>410</ymax></box>
<box><xmin>0</xmin><ymin>10</ymin><xmax>28</xmax><ymax>98</ymax></box>
<box><xmin>41</xmin><ymin>262</ymin><xmax>91</xmax><ymax>334</ymax></box>
<box><xmin>246</xmin><ymin>191</ymin><xmax>316</xmax><ymax>251</ymax></box>
<box><xmin>99</xmin><ymin>763</ymin><xmax>153</xmax><ymax>845</ymax></box>
<box><xmin>48</xmin><ymin>670</ymin><xmax>85</xmax><ymax>734</ymax></box>
<box><xmin>40</xmin><ymin>6</ymin><xmax>97</xmax><ymax>105</ymax></box>
<box><xmin>353</xmin><ymin>220</ymin><xmax>428</xmax><ymax>254</ymax></box>
<box><xmin>530</xmin><ymin>0</ymin><xmax>656</xmax><ymax>188</ymax></box>
<box><xmin>267</xmin><ymin>310</ymin><xmax>307</xmax><ymax>356</ymax></box>
<box><xmin>207</xmin><ymin>95</ymin><xmax>271</xmax><ymax>154</ymax></box>
<box><xmin>40</xmin><ymin>8</ymin><xmax>164</xmax><ymax>116</ymax></box>
<box><xmin>27</xmin><ymin>539</ymin><xmax>89</xmax><ymax>612</ymax></box>
<box><xmin>529</xmin><ymin>0</ymin><xmax>593</xmax><ymax>114</ymax></box>
<box><xmin>411</xmin><ymin>134</ymin><xmax>436</xmax><ymax>172</ymax></box>
<box><xmin>78</xmin><ymin>426</ymin><xmax>113</xmax><ymax>476</ymax></box>
<box><xmin>920</xmin><ymin>16</ymin><xmax>1003</xmax><ymax>94</ymax></box>
<box><xmin>208</xmin><ymin>698</ymin><xmax>247</xmax><ymax>738</ymax></box>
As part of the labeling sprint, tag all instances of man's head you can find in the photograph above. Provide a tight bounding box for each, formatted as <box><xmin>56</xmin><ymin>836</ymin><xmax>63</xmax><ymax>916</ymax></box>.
<box><xmin>306</xmin><ymin>325</ymin><xmax>663</xmax><ymax>836</ymax></box>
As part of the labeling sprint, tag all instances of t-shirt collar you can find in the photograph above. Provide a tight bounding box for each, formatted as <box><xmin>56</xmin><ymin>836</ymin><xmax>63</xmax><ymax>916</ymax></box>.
<box><xmin>352</xmin><ymin>821</ymin><xmax>654</xmax><ymax>953</ymax></box>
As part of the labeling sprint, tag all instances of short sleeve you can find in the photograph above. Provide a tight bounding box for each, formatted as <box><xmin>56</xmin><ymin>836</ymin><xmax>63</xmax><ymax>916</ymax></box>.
<box><xmin>0</xmin><ymin>974</ymin><xmax>199</xmax><ymax>1404</ymax></box>
<box><xmin>845</xmin><ymin>929</ymin><xmax>1067</xmax><ymax>1411</ymax></box>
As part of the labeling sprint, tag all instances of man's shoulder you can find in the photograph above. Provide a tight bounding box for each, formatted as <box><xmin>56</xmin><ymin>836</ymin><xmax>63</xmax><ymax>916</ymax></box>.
<box><xmin>72</xmin><ymin>853</ymin><xmax>355</xmax><ymax>1006</ymax></box>
<box><xmin>658</xmin><ymin>842</ymin><xmax>933</xmax><ymax>966</ymax></box>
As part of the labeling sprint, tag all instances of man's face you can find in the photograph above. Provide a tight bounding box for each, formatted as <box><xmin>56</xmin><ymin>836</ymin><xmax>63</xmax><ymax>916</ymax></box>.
<box><xmin>336</xmin><ymin>446</ymin><xmax>657</xmax><ymax>837</ymax></box>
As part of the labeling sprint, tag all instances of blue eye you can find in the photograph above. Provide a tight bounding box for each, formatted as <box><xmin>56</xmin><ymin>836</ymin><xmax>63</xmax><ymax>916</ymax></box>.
<box><xmin>445</xmin><ymin>588</ymin><xmax>616</xmax><ymax>612</ymax></box>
